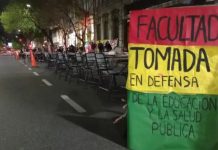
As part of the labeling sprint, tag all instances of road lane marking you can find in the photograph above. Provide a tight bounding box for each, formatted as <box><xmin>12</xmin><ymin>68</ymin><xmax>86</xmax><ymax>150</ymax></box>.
<box><xmin>42</xmin><ymin>79</ymin><xmax>53</xmax><ymax>87</ymax></box>
<box><xmin>33</xmin><ymin>72</ymin><xmax>39</xmax><ymax>76</ymax></box>
<box><xmin>60</xmin><ymin>95</ymin><xmax>86</xmax><ymax>113</ymax></box>
<box><xmin>99</xmin><ymin>86</ymin><xmax>109</xmax><ymax>91</ymax></box>
<box><xmin>25</xmin><ymin>64</ymin><xmax>28</xmax><ymax>67</ymax></box>
<box><xmin>28</xmin><ymin>68</ymin><xmax>32</xmax><ymax>71</ymax></box>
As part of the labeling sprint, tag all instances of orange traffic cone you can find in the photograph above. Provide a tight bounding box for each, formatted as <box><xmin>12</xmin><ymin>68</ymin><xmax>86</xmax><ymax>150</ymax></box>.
<box><xmin>14</xmin><ymin>52</ymin><xmax>17</xmax><ymax>59</ymax></box>
<box><xmin>30</xmin><ymin>49</ymin><xmax>38</xmax><ymax>67</ymax></box>
<box><xmin>15</xmin><ymin>51</ymin><xmax>19</xmax><ymax>60</ymax></box>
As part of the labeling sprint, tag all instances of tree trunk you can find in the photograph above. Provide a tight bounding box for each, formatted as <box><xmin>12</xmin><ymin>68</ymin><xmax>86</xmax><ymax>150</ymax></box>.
<box><xmin>63</xmin><ymin>30</ymin><xmax>67</xmax><ymax>51</ymax></box>
<box><xmin>40</xmin><ymin>29</ymin><xmax>53</xmax><ymax>47</ymax></box>
<box><xmin>82</xmin><ymin>40</ymin><xmax>85</xmax><ymax>51</ymax></box>
<box><xmin>48</xmin><ymin>29</ymin><xmax>54</xmax><ymax>51</ymax></box>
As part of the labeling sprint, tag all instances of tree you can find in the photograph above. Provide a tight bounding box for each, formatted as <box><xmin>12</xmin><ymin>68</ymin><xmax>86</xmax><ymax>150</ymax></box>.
<box><xmin>0</xmin><ymin>0</ymin><xmax>57</xmax><ymax>50</ymax></box>
<box><xmin>24</xmin><ymin>0</ymin><xmax>58</xmax><ymax>49</ymax></box>
<box><xmin>21</xmin><ymin>0</ymin><xmax>79</xmax><ymax>50</ymax></box>
<box><xmin>1</xmin><ymin>0</ymin><xmax>96</xmax><ymax>51</ymax></box>
<box><xmin>12</xmin><ymin>40</ymin><xmax>22</xmax><ymax>49</ymax></box>
<box><xmin>47</xmin><ymin>0</ymin><xmax>96</xmax><ymax>50</ymax></box>
<box><xmin>0</xmin><ymin>1</ymin><xmax>40</xmax><ymax>46</ymax></box>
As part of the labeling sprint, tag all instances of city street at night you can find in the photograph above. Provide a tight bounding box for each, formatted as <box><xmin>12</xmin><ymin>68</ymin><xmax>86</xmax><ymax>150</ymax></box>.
<box><xmin>0</xmin><ymin>55</ymin><xmax>127</xmax><ymax>150</ymax></box>
<box><xmin>1</xmin><ymin>0</ymin><xmax>218</xmax><ymax>150</ymax></box>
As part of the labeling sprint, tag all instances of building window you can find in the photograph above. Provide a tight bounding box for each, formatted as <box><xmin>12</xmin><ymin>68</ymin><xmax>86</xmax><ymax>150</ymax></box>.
<box><xmin>103</xmin><ymin>13</ymin><xmax>109</xmax><ymax>39</ymax></box>
<box><xmin>112</xmin><ymin>9</ymin><xmax>119</xmax><ymax>39</ymax></box>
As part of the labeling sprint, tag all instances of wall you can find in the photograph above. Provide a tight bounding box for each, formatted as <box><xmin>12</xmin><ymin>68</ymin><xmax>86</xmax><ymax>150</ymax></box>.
<box><xmin>94</xmin><ymin>0</ymin><xmax>133</xmax><ymax>48</ymax></box>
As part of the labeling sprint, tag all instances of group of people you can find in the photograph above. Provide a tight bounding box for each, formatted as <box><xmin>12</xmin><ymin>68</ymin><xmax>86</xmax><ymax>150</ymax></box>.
<box><xmin>85</xmin><ymin>41</ymin><xmax>112</xmax><ymax>53</ymax></box>
<box><xmin>97</xmin><ymin>41</ymin><xmax>112</xmax><ymax>52</ymax></box>
<box><xmin>18</xmin><ymin>40</ymin><xmax>114</xmax><ymax>62</ymax></box>
<box><xmin>54</xmin><ymin>41</ymin><xmax>113</xmax><ymax>54</ymax></box>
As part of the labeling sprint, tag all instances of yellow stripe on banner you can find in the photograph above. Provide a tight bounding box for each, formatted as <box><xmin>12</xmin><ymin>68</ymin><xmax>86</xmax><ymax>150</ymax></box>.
<box><xmin>126</xmin><ymin>44</ymin><xmax>218</xmax><ymax>95</ymax></box>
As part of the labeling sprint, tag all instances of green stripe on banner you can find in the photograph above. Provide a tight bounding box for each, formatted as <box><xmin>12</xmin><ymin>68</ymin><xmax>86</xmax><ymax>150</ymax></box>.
<box><xmin>128</xmin><ymin>91</ymin><xmax>218</xmax><ymax>150</ymax></box>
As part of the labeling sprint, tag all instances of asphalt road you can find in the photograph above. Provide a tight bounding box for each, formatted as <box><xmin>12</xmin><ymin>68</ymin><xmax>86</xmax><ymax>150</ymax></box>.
<box><xmin>0</xmin><ymin>55</ymin><xmax>127</xmax><ymax>150</ymax></box>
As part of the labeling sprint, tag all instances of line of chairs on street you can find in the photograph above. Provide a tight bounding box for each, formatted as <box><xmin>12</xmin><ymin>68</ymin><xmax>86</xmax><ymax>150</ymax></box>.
<box><xmin>23</xmin><ymin>50</ymin><xmax>128</xmax><ymax>125</ymax></box>
<box><xmin>43</xmin><ymin>51</ymin><xmax>128</xmax><ymax>99</ymax></box>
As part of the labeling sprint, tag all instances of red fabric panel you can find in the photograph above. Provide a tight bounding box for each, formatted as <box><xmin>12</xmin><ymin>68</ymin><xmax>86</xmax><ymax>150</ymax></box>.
<box><xmin>129</xmin><ymin>6</ymin><xmax>218</xmax><ymax>46</ymax></box>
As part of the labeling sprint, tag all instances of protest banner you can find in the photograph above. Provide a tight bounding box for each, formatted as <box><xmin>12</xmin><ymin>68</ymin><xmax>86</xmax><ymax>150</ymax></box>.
<box><xmin>127</xmin><ymin>6</ymin><xmax>218</xmax><ymax>150</ymax></box>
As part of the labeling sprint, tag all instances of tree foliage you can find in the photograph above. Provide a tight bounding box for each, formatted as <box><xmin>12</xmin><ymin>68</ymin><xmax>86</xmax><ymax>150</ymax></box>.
<box><xmin>47</xmin><ymin>0</ymin><xmax>96</xmax><ymax>48</ymax></box>
<box><xmin>0</xmin><ymin>1</ymin><xmax>37</xmax><ymax>34</ymax></box>
<box><xmin>1</xmin><ymin>0</ymin><xmax>96</xmax><ymax>50</ymax></box>
<box><xmin>12</xmin><ymin>40</ymin><xmax>22</xmax><ymax>49</ymax></box>
<box><xmin>0</xmin><ymin>0</ymin><xmax>53</xmax><ymax>46</ymax></box>
<box><xmin>28</xmin><ymin>0</ymin><xmax>95</xmax><ymax>49</ymax></box>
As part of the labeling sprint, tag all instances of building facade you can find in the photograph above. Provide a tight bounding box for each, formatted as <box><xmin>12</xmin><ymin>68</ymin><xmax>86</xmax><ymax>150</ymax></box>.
<box><xmin>51</xmin><ymin>0</ymin><xmax>217</xmax><ymax>50</ymax></box>
<box><xmin>94</xmin><ymin>0</ymin><xmax>181</xmax><ymax>49</ymax></box>
<box><xmin>94</xmin><ymin>0</ymin><xmax>133</xmax><ymax>49</ymax></box>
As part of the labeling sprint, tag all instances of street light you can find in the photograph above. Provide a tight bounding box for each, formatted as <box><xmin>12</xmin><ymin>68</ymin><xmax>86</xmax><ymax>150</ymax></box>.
<box><xmin>26</xmin><ymin>4</ymin><xmax>31</xmax><ymax>8</ymax></box>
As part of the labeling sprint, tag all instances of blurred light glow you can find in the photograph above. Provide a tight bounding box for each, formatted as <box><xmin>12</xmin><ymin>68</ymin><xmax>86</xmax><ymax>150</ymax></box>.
<box><xmin>26</xmin><ymin>4</ymin><xmax>31</xmax><ymax>8</ymax></box>
<box><xmin>8</xmin><ymin>42</ymin><xmax>12</xmax><ymax>48</ymax></box>
<box><xmin>31</xmin><ymin>41</ymin><xmax>36</xmax><ymax>49</ymax></box>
